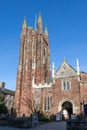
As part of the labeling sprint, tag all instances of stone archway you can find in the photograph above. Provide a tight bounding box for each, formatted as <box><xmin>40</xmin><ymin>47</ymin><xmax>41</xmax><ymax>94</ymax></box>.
<box><xmin>58</xmin><ymin>98</ymin><xmax>75</xmax><ymax>119</ymax></box>
<box><xmin>62</xmin><ymin>101</ymin><xmax>73</xmax><ymax>119</ymax></box>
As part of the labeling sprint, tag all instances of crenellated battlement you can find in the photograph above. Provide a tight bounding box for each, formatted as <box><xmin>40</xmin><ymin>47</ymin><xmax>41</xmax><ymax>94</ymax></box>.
<box><xmin>32</xmin><ymin>82</ymin><xmax>52</xmax><ymax>89</ymax></box>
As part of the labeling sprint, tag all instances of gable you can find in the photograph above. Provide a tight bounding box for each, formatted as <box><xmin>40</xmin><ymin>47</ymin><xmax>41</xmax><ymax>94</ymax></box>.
<box><xmin>55</xmin><ymin>61</ymin><xmax>77</xmax><ymax>78</ymax></box>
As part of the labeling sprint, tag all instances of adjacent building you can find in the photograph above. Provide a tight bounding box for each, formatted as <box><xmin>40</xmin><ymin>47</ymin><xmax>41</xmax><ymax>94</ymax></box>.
<box><xmin>0</xmin><ymin>82</ymin><xmax>15</xmax><ymax>114</ymax></box>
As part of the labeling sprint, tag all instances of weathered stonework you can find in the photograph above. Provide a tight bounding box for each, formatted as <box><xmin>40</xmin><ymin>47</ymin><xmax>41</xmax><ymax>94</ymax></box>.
<box><xmin>14</xmin><ymin>14</ymin><xmax>50</xmax><ymax>116</ymax></box>
<box><xmin>14</xmin><ymin>14</ymin><xmax>87</xmax><ymax>118</ymax></box>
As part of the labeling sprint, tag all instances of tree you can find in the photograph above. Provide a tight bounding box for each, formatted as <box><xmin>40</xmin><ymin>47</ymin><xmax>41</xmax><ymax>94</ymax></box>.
<box><xmin>0</xmin><ymin>92</ymin><xmax>5</xmax><ymax>102</ymax></box>
<box><xmin>0</xmin><ymin>92</ymin><xmax>8</xmax><ymax>115</ymax></box>
<box><xmin>0</xmin><ymin>102</ymin><xmax>8</xmax><ymax>115</ymax></box>
<box><xmin>22</xmin><ymin>90</ymin><xmax>42</xmax><ymax>115</ymax></box>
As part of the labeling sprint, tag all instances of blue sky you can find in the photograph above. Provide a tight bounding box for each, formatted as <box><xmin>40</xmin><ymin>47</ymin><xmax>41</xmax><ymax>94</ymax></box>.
<box><xmin>0</xmin><ymin>0</ymin><xmax>87</xmax><ymax>90</ymax></box>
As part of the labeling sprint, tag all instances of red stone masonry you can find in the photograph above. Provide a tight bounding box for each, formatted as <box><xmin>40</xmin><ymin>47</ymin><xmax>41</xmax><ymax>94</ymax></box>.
<box><xmin>14</xmin><ymin>14</ymin><xmax>50</xmax><ymax>116</ymax></box>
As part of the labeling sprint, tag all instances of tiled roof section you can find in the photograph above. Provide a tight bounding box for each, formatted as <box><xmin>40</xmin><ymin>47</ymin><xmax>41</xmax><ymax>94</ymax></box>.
<box><xmin>0</xmin><ymin>88</ymin><xmax>15</xmax><ymax>96</ymax></box>
<box><xmin>5</xmin><ymin>89</ymin><xmax>15</xmax><ymax>96</ymax></box>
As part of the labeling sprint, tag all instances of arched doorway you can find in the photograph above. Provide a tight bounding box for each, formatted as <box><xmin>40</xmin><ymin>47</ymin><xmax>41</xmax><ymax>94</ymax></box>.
<box><xmin>62</xmin><ymin>101</ymin><xmax>73</xmax><ymax>119</ymax></box>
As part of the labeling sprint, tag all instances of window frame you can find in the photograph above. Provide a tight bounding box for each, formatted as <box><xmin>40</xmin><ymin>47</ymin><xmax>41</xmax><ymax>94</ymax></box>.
<box><xmin>43</xmin><ymin>96</ymin><xmax>52</xmax><ymax>111</ymax></box>
<box><xmin>62</xmin><ymin>80</ymin><xmax>71</xmax><ymax>91</ymax></box>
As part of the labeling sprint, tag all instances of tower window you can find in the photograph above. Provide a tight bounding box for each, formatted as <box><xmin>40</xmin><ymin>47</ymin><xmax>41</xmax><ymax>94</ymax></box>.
<box><xmin>43</xmin><ymin>48</ymin><xmax>47</xmax><ymax>64</ymax></box>
<box><xmin>43</xmin><ymin>48</ymin><xmax>47</xmax><ymax>58</ymax></box>
<box><xmin>62</xmin><ymin>81</ymin><xmax>71</xmax><ymax>91</ymax></box>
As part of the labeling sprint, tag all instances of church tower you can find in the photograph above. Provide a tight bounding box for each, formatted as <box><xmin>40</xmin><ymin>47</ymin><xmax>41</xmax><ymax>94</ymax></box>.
<box><xmin>14</xmin><ymin>14</ymin><xmax>50</xmax><ymax>116</ymax></box>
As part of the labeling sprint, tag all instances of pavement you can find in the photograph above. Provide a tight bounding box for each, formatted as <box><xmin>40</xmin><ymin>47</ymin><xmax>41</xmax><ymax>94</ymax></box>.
<box><xmin>0</xmin><ymin>121</ymin><xmax>66</xmax><ymax>130</ymax></box>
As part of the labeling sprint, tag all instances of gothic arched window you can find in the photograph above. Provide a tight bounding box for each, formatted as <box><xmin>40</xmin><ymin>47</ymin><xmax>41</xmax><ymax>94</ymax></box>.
<box><xmin>44</xmin><ymin>96</ymin><xmax>52</xmax><ymax>110</ymax></box>
<box><xmin>43</xmin><ymin>47</ymin><xmax>47</xmax><ymax>58</ymax></box>
<box><xmin>62</xmin><ymin>81</ymin><xmax>71</xmax><ymax>91</ymax></box>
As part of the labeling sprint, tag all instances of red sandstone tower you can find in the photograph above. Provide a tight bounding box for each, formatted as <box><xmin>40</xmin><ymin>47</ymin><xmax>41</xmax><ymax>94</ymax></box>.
<box><xmin>14</xmin><ymin>14</ymin><xmax>50</xmax><ymax>116</ymax></box>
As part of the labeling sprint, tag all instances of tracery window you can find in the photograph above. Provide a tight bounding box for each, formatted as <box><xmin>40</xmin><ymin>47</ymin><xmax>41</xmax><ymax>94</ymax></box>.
<box><xmin>44</xmin><ymin>96</ymin><xmax>52</xmax><ymax>110</ymax></box>
<box><xmin>44</xmin><ymin>47</ymin><xmax>47</xmax><ymax>57</ymax></box>
<box><xmin>62</xmin><ymin>81</ymin><xmax>71</xmax><ymax>91</ymax></box>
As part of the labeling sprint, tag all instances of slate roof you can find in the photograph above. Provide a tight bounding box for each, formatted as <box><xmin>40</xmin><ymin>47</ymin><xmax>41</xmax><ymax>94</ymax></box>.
<box><xmin>0</xmin><ymin>88</ymin><xmax>15</xmax><ymax>96</ymax></box>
